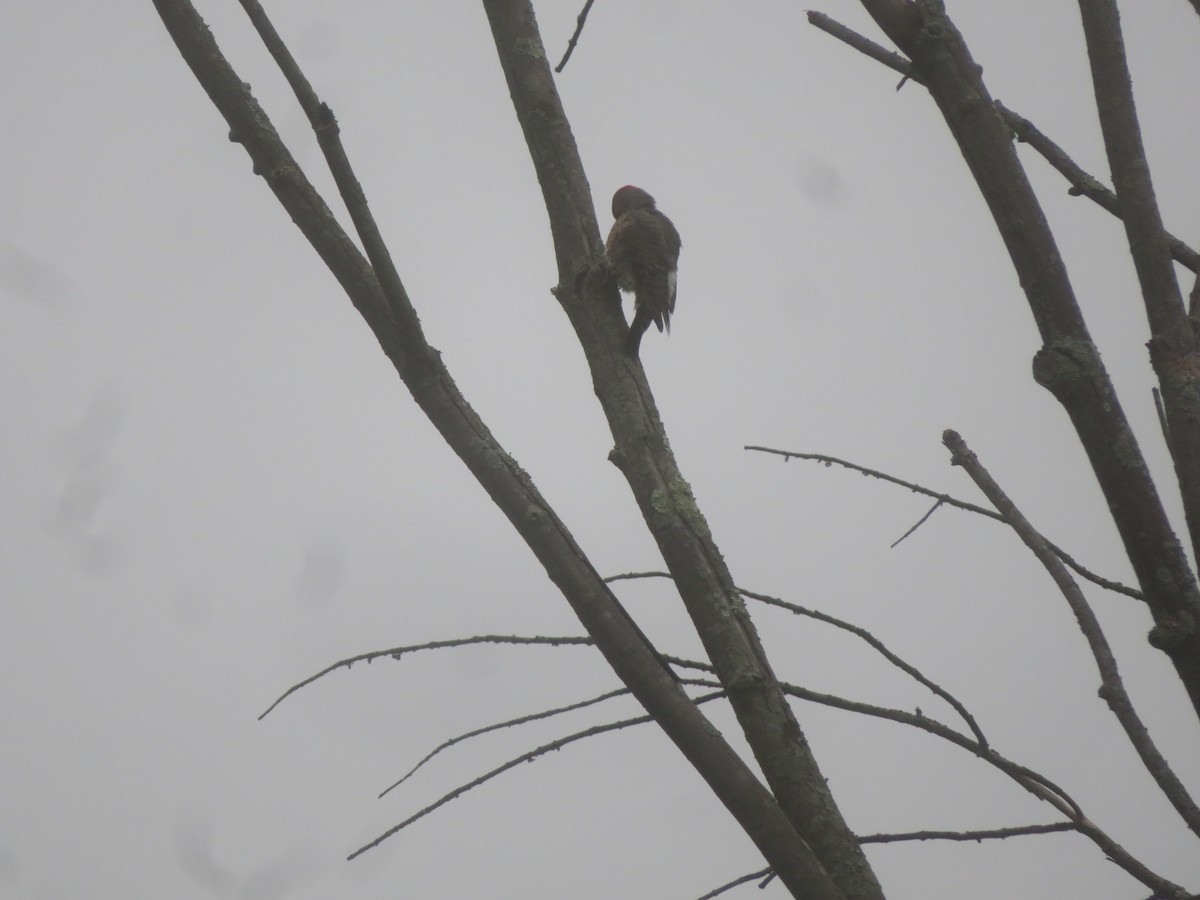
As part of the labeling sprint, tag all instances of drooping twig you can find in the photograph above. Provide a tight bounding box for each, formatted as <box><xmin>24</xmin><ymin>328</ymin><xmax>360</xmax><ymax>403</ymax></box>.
<box><xmin>744</xmin><ymin>445</ymin><xmax>1142</xmax><ymax>601</ymax></box>
<box><xmin>258</xmin><ymin>635</ymin><xmax>596</xmax><ymax>719</ymax></box>
<box><xmin>554</xmin><ymin>0</ymin><xmax>596</xmax><ymax>72</ymax></box>
<box><xmin>807</xmin><ymin>11</ymin><xmax>1199</xmax><ymax>274</ymax></box>
<box><xmin>379</xmin><ymin>686</ymin><xmax>632</xmax><ymax>797</ymax></box>
<box><xmin>350</xmin><ymin>690</ymin><xmax>728</xmax><ymax>860</ymax></box>
<box><xmin>944</xmin><ymin>430</ymin><xmax>1200</xmax><ymax>839</ymax></box>
<box><xmin>857</xmin><ymin>822</ymin><xmax>1076</xmax><ymax>844</ymax></box>
<box><xmin>890</xmin><ymin>498</ymin><xmax>944</xmax><ymax>548</ymax></box>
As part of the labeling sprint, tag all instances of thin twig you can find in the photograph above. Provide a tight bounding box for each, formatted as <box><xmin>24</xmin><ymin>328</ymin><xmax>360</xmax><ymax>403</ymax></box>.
<box><xmin>604</xmin><ymin>570</ymin><xmax>672</xmax><ymax>583</ymax></box>
<box><xmin>379</xmin><ymin>687</ymin><xmax>632</xmax><ymax>797</ymax></box>
<box><xmin>745</xmin><ymin>445</ymin><xmax>1143</xmax><ymax>600</ymax></box>
<box><xmin>807</xmin><ymin>12</ymin><xmax>1200</xmax><ymax>273</ymax></box>
<box><xmin>555</xmin><ymin>0</ymin><xmax>596</xmax><ymax>72</ymax></box>
<box><xmin>350</xmin><ymin>691</ymin><xmax>727</xmax><ymax>860</ymax></box>
<box><xmin>891</xmin><ymin>498</ymin><xmax>944</xmax><ymax>547</ymax></box>
<box><xmin>258</xmin><ymin>635</ymin><xmax>596</xmax><ymax>719</ymax></box>
<box><xmin>694</xmin><ymin>868</ymin><xmax>772</xmax><ymax>900</ymax></box>
<box><xmin>944</xmin><ymin>430</ymin><xmax>1200</xmax><ymax>840</ymax></box>
<box><xmin>858</xmin><ymin>822</ymin><xmax>1077</xmax><ymax>843</ymax></box>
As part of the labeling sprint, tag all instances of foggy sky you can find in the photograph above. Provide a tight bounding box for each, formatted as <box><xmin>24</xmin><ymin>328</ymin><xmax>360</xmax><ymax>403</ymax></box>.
<box><xmin>2</xmin><ymin>2</ymin><xmax>1199</xmax><ymax>898</ymax></box>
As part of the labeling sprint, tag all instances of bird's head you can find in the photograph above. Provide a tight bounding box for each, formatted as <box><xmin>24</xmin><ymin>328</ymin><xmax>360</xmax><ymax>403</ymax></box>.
<box><xmin>612</xmin><ymin>185</ymin><xmax>656</xmax><ymax>218</ymax></box>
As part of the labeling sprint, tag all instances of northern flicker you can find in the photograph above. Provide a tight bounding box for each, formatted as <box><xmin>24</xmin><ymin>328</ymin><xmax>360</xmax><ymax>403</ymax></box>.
<box><xmin>604</xmin><ymin>185</ymin><xmax>681</xmax><ymax>356</ymax></box>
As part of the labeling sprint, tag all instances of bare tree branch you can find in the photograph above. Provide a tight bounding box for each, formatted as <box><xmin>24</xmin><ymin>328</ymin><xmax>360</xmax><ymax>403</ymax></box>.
<box><xmin>889</xmin><ymin>498</ymin><xmax>944</xmax><ymax>547</ymax></box>
<box><xmin>554</xmin><ymin>0</ymin><xmax>596</xmax><ymax>72</ymax></box>
<box><xmin>1077</xmin><ymin>0</ymin><xmax>1200</xmax><ymax>577</ymax></box>
<box><xmin>695</xmin><ymin>868</ymin><xmax>772</xmax><ymax>900</ymax></box>
<box><xmin>857</xmin><ymin>822</ymin><xmax>1077</xmax><ymax>843</ymax></box>
<box><xmin>738</xmin><ymin>586</ymin><xmax>989</xmax><ymax>748</ymax></box>
<box><xmin>351</xmin><ymin>691</ymin><xmax>727</xmax><ymax>860</ymax></box>
<box><xmin>378</xmin><ymin>686</ymin><xmax>633</xmax><ymax>797</ymax></box>
<box><xmin>944</xmin><ymin>430</ymin><xmax>1200</xmax><ymax>839</ymax></box>
<box><xmin>997</xmin><ymin>102</ymin><xmax>1200</xmax><ymax>273</ymax></box>
<box><xmin>807</xmin><ymin>11</ymin><xmax>922</xmax><ymax>86</ymax></box>
<box><xmin>744</xmin><ymin>445</ymin><xmax>1143</xmax><ymax>601</ymax></box>
<box><xmin>258</xmin><ymin>634</ymin><xmax>597</xmax><ymax>720</ymax></box>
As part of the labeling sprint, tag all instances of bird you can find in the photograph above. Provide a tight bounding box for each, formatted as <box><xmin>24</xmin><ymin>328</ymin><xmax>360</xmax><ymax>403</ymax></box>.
<box><xmin>604</xmin><ymin>185</ymin><xmax>681</xmax><ymax>356</ymax></box>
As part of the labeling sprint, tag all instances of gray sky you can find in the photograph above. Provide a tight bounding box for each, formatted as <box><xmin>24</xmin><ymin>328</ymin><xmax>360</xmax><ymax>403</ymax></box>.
<box><xmin>3</xmin><ymin>2</ymin><xmax>1199</xmax><ymax>898</ymax></box>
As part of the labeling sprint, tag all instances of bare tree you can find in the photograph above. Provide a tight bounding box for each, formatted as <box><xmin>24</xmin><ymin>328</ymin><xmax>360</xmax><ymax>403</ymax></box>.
<box><xmin>151</xmin><ymin>1</ymin><xmax>1200</xmax><ymax>898</ymax></box>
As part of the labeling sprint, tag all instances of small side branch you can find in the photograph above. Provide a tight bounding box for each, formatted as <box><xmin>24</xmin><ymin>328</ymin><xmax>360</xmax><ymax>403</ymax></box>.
<box><xmin>350</xmin><ymin>691</ymin><xmax>727</xmax><ymax>860</ymax></box>
<box><xmin>695</xmin><ymin>868</ymin><xmax>773</xmax><ymax>900</ymax></box>
<box><xmin>700</xmin><ymin>822</ymin><xmax>1076</xmax><ymax>897</ymax></box>
<box><xmin>998</xmin><ymin>102</ymin><xmax>1200</xmax><ymax>272</ymax></box>
<box><xmin>858</xmin><ymin>822</ymin><xmax>1076</xmax><ymax>844</ymax></box>
<box><xmin>555</xmin><ymin>0</ymin><xmax>596</xmax><ymax>72</ymax></box>
<box><xmin>258</xmin><ymin>634</ymin><xmax>596</xmax><ymax>719</ymax></box>
<box><xmin>379</xmin><ymin>686</ymin><xmax>632</xmax><ymax>797</ymax></box>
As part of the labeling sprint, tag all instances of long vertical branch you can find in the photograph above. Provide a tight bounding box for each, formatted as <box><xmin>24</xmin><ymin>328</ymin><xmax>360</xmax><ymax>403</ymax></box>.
<box><xmin>481</xmin><ymin>2</ymin><xmax>882</xmax><ymax>897</ymax></box>
<box><xmin>1075</xmin><ymin>0</ymin><xmax>1200</xmax><ymax>577</ymax></box>
<box><xmin>852</xmin><ymin>0</ymin><xmax>1200</xmax><ymax>720</ymax></box>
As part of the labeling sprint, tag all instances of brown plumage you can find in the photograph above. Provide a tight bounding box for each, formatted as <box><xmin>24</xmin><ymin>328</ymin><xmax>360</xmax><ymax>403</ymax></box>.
<box><xmin>604</xmin><ymin>185</ymin><xmax>681</xmax><ymax>356</ymax></box>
